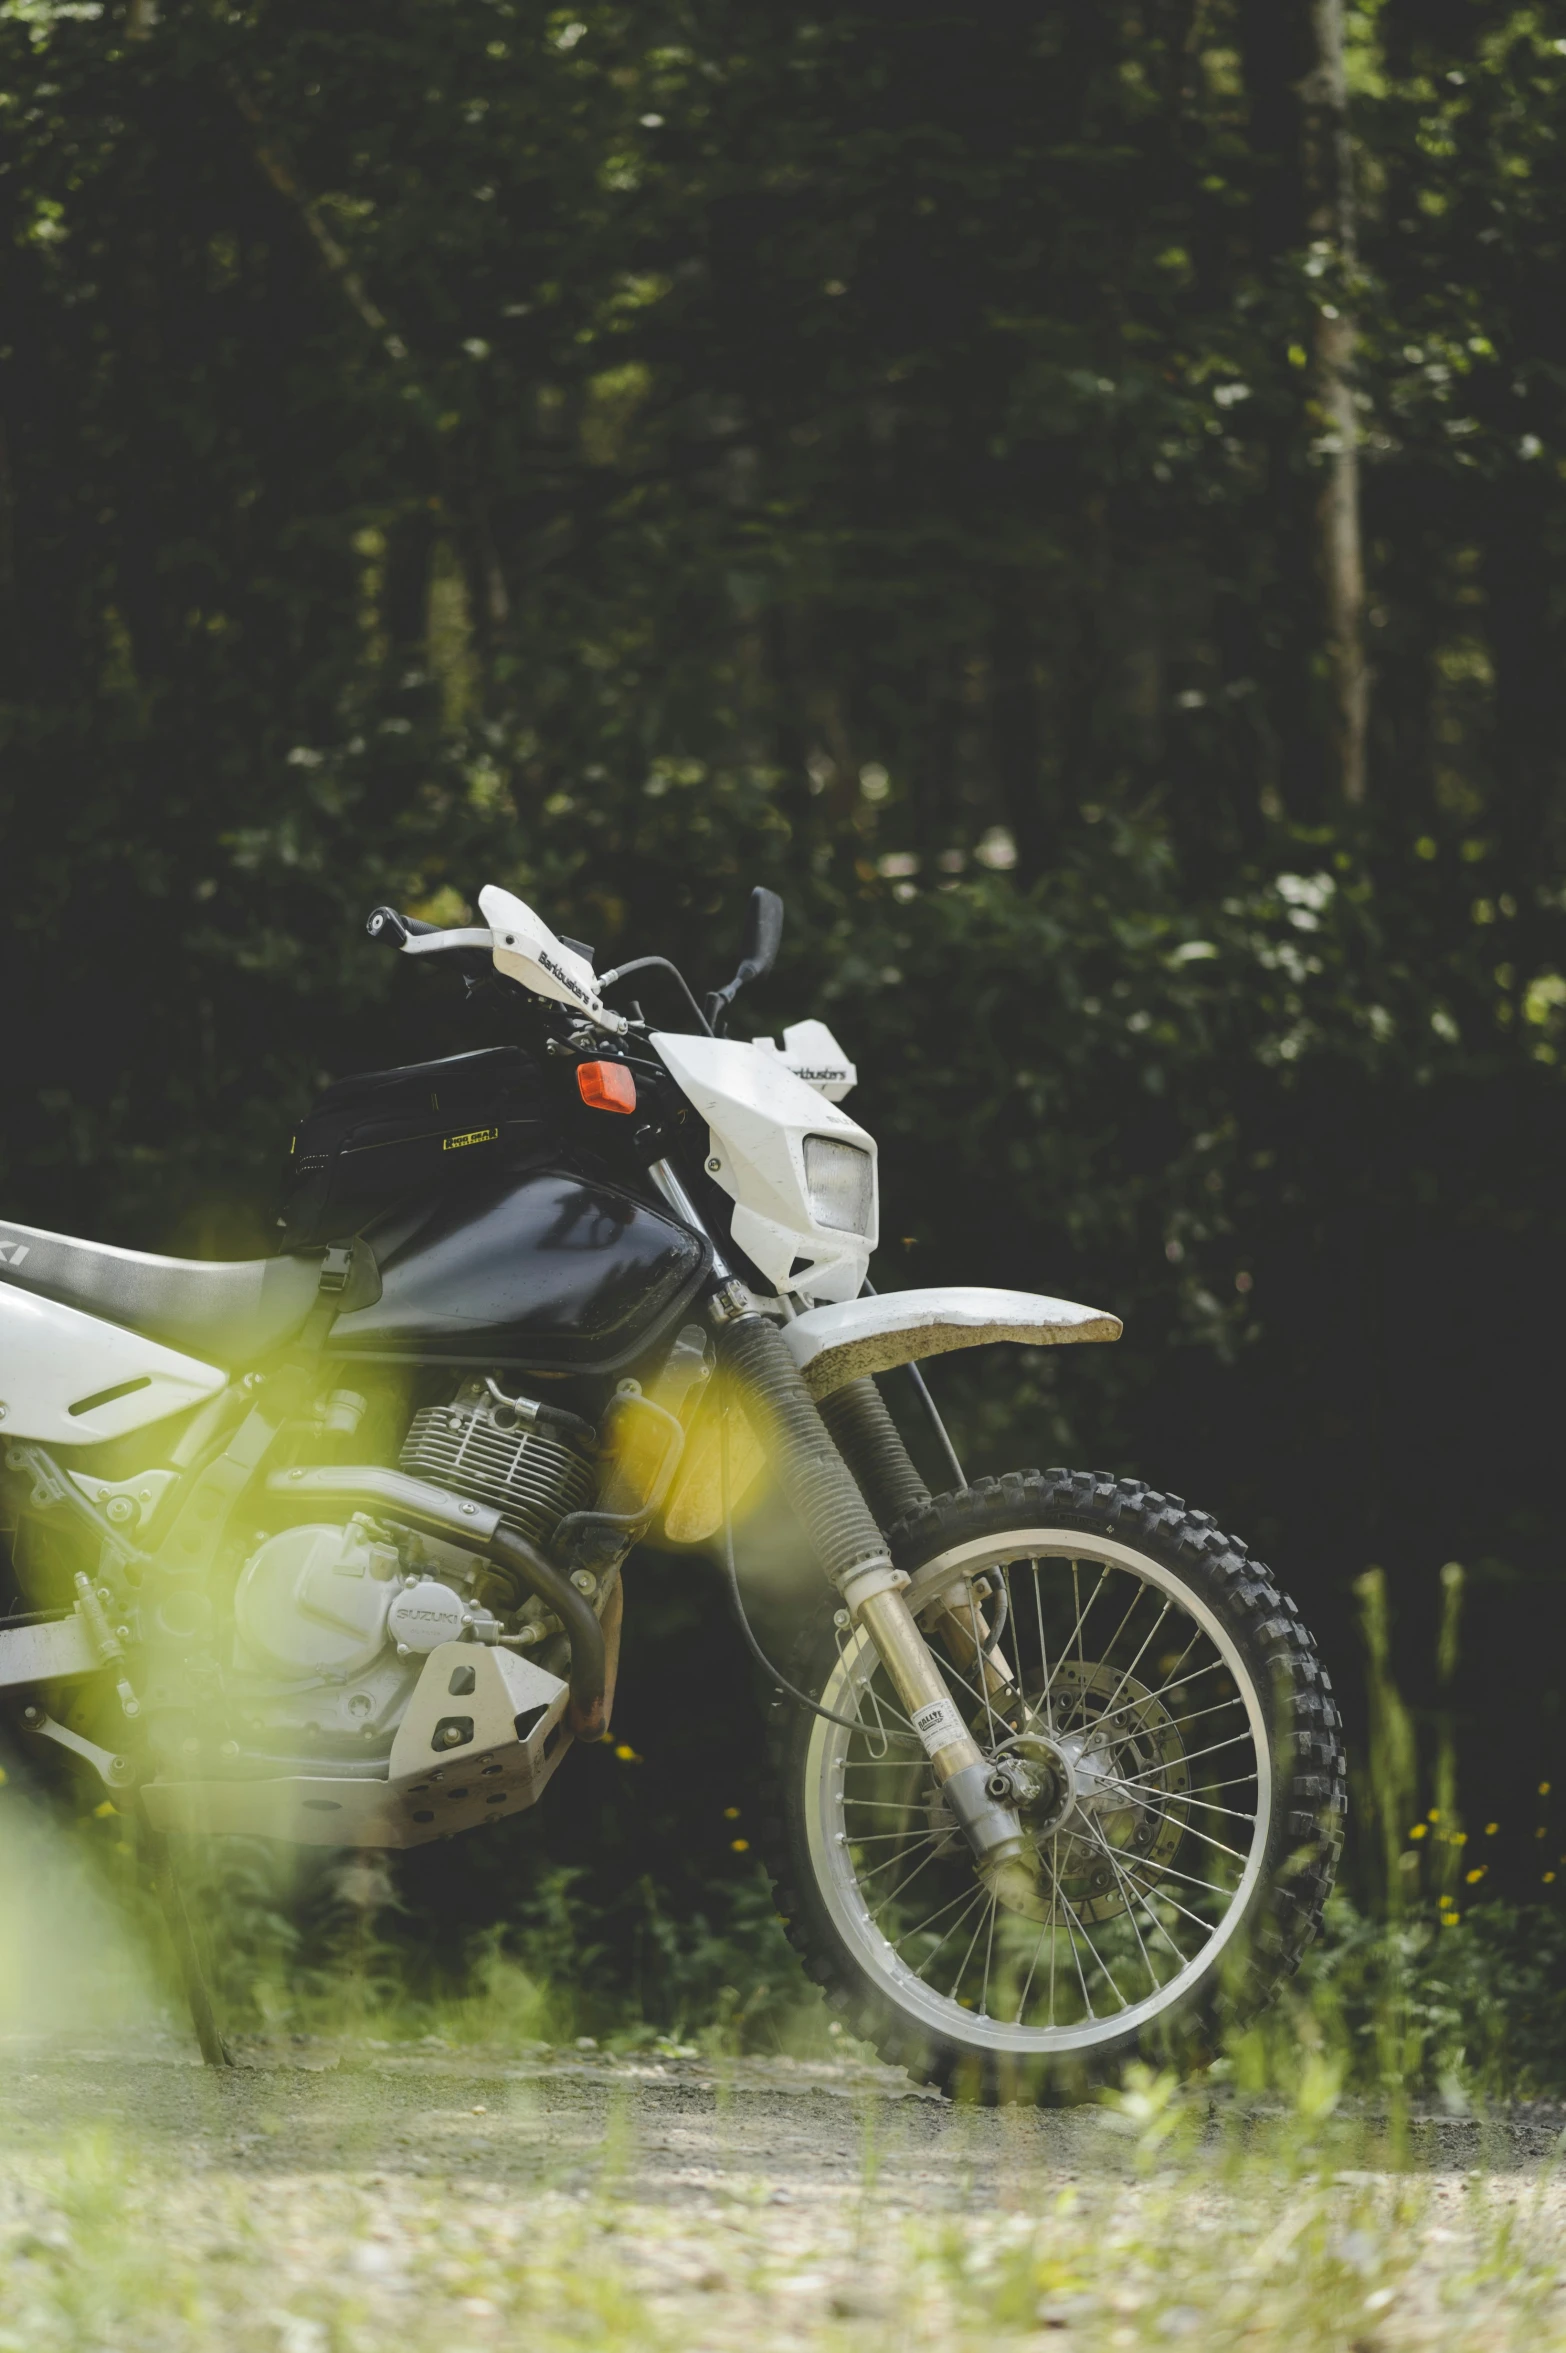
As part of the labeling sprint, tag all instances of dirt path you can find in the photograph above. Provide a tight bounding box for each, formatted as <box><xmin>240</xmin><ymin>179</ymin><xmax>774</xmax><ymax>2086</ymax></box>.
<box><xmin>1</xmin><ymin>2037</ymin><xmax>1564</xmax><ymax>2349</ymax></box>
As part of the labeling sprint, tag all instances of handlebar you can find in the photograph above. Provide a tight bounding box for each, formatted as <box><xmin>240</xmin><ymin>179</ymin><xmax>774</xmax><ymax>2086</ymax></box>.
<box><xmin>362</xmin><ymin>901</ymin><xmax>627</xmax><ymax>1035</ymax></box>
<box><xmin>366</xmin><ymin>906</ymin><xmax>444</xmax><ymax>947</ymax></box>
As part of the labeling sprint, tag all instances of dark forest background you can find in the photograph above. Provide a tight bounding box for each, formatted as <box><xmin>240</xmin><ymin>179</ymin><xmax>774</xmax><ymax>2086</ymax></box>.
<box><xmin>4</xmin><ymin>0</ymin><xmax>1566</xmax><ymax>1993</ymax></box>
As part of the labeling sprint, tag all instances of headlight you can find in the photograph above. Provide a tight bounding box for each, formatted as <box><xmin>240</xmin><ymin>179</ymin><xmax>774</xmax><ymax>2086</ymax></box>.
<box><xmin>803</xmin><ymin>1136</ymin><xmax>875</xmax><ymax>1236</ymax></box>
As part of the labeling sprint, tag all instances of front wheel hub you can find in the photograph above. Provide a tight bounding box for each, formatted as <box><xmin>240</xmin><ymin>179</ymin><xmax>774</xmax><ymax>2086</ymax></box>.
<box><xmin>977</xmin><ymin>1671</ymin><xmax>1192</xmax><ymax>1926</ymax></box>
<box><xmin>986</xmin><ymin>1732</ymin><xmax>1074</xmax><ymax>1832</ymax></box>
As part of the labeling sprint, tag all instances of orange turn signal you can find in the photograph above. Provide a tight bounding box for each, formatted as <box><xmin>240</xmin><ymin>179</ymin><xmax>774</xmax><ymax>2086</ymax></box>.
<box><xmin>577</xmin><ymin>1060</ymin><xmax>637</xmax><ymax>1114</ymax></box>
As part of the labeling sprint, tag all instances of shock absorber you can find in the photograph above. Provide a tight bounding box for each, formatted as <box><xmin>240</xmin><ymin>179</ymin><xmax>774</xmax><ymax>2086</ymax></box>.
<box><xmin>817</xmin><ymin>1376</ymin><xmax>932</xmax><ymax>1529</ymax></box>
<box><xmin>713</xmin><ymin>1307</ymin><xmax>1025</xmax><ymax>1878</ymax></box>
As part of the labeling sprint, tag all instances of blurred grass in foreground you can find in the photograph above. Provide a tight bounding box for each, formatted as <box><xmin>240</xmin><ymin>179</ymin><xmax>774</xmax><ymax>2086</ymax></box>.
<box><xmin>2</xmin><ymin>1562</ymin><xmax>1565</xmax><ymax>2353</ymax></box>
<box><xmin>160</xmin><ymin>1559</ymin><xmax>1566</xmax><ymax>2097</ymax></box>
<box><xmin>0</xmin><ymin>2084</ymin><xmax>1564</xmax><ymax>2353</ymax></box>
<box><xmin>2</xmin><ymin>1559</ymin><xmax>1563</xmax><ymax>2097</ymax></box>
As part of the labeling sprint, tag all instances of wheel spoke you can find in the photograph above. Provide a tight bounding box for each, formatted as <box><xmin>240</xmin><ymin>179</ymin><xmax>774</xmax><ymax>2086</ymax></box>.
<box><xmin>1047</xmin><ymin>1833</ymin><xmax>1061</xmax><ymax>2026</ymax></box>
<box><xmin>894</xmin><ymin>1876</ymin><xmax>989</xmax><ymax>1952</ymax></box>
<box><xmin>1115</xmin><ymin>1803</ymin><xmax>1254</xmax><ymax>1868</ymax></box>
<box><xmin>1139</xmin><ymin>1789</ymin><xmax>1257</xmax><ymax>1829</ymax></box>
<box><xmin>909</xmin><ymin>1886</ymin><xmax>989</xmax><ymax>1982</ymax></box>
<box><xmin>1115</xmin><ymin>1847</ymin><xmax>1234</xmax><ymax>1902</ymax></box>
<box><xmin>1014</xmin><ymin>1881</ymin><xmax>1055</xmax><ymax>2026</ymax></box>
<box><xmin>847</xmin><ymin>1827</ymin><xmax>948</xmax><ymax>1845</ymax></box>
<box><xmin>1058</xmin><ymin>1569</ymin><xmax>1141</xmax><ymax>1733</ymax></box>
<box><xmin>1081</xmin><ymin>1641</ymin><xmax>1220</xmax><ymax>1735</ymax></box>
<box><xmin>1057</xmin><ymin>1887</ymin><xmax>1098</xmax><ymax>2020</ymax></box>
<box><xmin>928</xmin><ymin>1647</ymin><xmax>1002</xmax><ymax>1724</ymax></box>
<box><xmin>1062</xmin><ymin>1886</ymin><xmax>1130</xmax><ymax>2011</ymax></box>
<box><xmin>951</xmin><ymin>1888</ymin><xmax>998</xmax><ymax>2007</ymax></box>
<box><xmin>1082</xmin><ymin>1824</ymin><xmax>1163</xmax><ymax>2000</ymax></box>
<box><xmin>1102</xmin><ymin>1691</ymin><xmax>1249</xmax><ymax>1745</ymax></box>
<box><xmin>1092</xmin><ymin>1819</ymin><xmax>1190</xmax><ymax>1973</ymax></box>
<box><xmin>859</xmin><ymin>1830</ymin><xmax>943</xmax><ymax>1885</ymax></box>
<box><xmin>1110</xmin><ymin>1851</ymin><xmax>1224</xmax><ymax>1939</ymax></box>
<box><xmin>1042</xmin><ymin>1558</ymin><xmax>1103</xmax><ymax>1722</ymax></box>
<box><xmin>1115</xmin><ymin>1731</ymin><xmax>1254</xmax><ymax>1786</ymax></box>
<box><xmin>1098</xmin><ymin>1843</ymin><xmax>1190</xmax><ymax>1970</ymax></box>
<box><xmin>1028</xmin><ymin>1561</ymin><xmax>1057</xmax><ymax>1735</ymax></box>
<box><xmin>1078</xmin><ymin>1592</ymin><xmax>1169</xmax><ymax>1735</ymax></box>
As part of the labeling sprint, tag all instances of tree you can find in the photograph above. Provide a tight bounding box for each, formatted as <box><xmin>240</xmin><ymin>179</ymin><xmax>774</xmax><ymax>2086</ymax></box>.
<box><xmin>1303</xmin><ymin>0</ymin><xmax>1368</xmax><ymax>805</ymax></box>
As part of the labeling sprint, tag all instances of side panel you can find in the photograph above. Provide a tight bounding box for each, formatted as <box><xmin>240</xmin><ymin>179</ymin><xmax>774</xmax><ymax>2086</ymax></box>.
<box><xmin>0</xmin><ymin>1285</ymin><xmax>227</xmax><ymax>1444</ymax></box>
<box><xmin>328</xmin><ymin>1168</ymin><xmax>708</xmax><ymax>1370</ymax></box>
<box><xmin>781</xmin><ymin>1285</ymin><xmax>1123</xmax><ymax>1398</ymax></box>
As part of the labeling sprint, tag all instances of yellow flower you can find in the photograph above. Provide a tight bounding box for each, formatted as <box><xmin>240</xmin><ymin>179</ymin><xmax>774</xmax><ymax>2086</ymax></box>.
<box><xmin>1438</xmin><ymin>1892</ymin><xmax>1455</xmax><ymax>1908</ymax></box>
<box><xmin>1409</xmin><ymin>1824</ymin><xmax>1428</xmax><ymax>1840</ymax></box>
<box><xmin>723</xmin><ymin>1806</ymin><xmax>741</xmax><ymax>1820</ymax></box>
<box><xmin>1485</xmin><ymin>1822</ymin><xmax>1498</xmax><ymax>1836</ymax></box>
<box><xmin>1540</xmin><ymin>1782</ymin><xmax>1552</xmax><ymax>1797</ymax></box>
<box><xmin>1428</xmin><ymin>1808</ymin><xmax>1442</xmax><ymax>1824</ymax></box>
<box><xmin>1441</xmin><ymin>1912</ymin><xmax>1461</xmax><ymax>1929</ymax></box>
<box><xmin>614</xmin><ymin>1743</ymin><xmax>641</xmax><ymax>1762</ymax></box>
<box><xmin>1465</xmin><ymin>1867</ymin><xmax>1485</xmax><ymax>1884</ymax></box>
<box><xmin>1545</xmin><ymin>1872</ymin><xmax>1557</xmax><ymax>1886</ymax></box>
<box><xmin>730</xmin><ymin>1837</ymin><xmax>750</xmax><ymax>1854</ymax></box>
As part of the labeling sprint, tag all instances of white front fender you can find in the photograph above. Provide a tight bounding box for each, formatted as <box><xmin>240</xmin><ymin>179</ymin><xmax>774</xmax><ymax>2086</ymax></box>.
<box><xmin>779</xmin><ymin>1285</ymin><xmax>1121</xmax><ymax>1399</ymax></box>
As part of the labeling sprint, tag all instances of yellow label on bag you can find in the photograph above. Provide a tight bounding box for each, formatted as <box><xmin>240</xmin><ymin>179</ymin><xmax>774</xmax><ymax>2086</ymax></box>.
<box><xmin>442</xmin><ymin>1127</ymin><xmax>500</xmax><ymax>1151</ymax></box>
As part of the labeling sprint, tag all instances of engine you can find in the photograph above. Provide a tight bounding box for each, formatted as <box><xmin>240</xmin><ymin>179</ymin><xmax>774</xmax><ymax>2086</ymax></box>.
<box><xmin>227</xmin><ymin>1379</ymin><xmax>597</xmax><ymax>1758</ymax></box>
<box><xmin>398</xmin><ymin>1381</ymin><xmax>595</xmax><ymax>1546</ymax></box>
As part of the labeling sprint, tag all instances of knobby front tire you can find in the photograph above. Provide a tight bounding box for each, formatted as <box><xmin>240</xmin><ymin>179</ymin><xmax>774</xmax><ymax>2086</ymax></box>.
<box><xmin>761</xmin><ymin>1470</ymin><xmax>1345</xmax><ymax>2104</ymax></box>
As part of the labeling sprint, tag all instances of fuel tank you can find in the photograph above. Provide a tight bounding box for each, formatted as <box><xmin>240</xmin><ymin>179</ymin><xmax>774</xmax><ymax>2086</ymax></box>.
<box><xmin>326</xmin><ymin>1168</ymin><xmax>708</xmax><ymax>1373</ymax></box>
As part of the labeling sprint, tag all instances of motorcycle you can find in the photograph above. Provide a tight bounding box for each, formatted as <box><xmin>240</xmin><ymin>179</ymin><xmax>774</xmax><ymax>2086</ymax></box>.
<box><xmin>0</xmin><ymin>882</ymin><xmax>1344</xmax><ymax>2096</ymax></box>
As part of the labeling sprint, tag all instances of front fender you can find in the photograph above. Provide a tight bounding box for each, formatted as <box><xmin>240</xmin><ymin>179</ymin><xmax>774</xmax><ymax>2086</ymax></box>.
<box><xmin>779</xmin><ymin>1285</ymin><xmax>1121</xmax><ymax>1399</ymax></box>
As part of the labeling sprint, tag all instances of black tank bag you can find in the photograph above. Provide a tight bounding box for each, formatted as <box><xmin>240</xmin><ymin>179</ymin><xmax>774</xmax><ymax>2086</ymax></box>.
<box><xmin>277</xmin><ymin>1046</ymin><xmax>551</xmax><ymax>1249</ymax></box>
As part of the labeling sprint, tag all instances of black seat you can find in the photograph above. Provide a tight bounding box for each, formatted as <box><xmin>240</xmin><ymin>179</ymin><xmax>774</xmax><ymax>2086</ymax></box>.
<box><xmin>0</xmin><ymin>1217</ymin><xmax>321</xmax><ymax>1369</ymax></box>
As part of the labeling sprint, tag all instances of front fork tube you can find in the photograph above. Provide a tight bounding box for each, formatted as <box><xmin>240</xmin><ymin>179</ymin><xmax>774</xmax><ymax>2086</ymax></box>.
<box><xmin>847</xmin><ymin>1574</ymin><xmax>1028</xmax><ymax>1884</ymax></box>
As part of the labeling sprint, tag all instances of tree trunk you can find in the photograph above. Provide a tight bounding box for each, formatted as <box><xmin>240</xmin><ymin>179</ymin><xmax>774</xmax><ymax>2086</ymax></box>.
<box><xmin>991</xmin><ymin>584</ymin><xmax>1050</xmax><ymax>882</ymax></box>
<box><xmin>1301</xmin><ymin>0</ymin><xmax>1368</xmax><ymax>806</ymax></box>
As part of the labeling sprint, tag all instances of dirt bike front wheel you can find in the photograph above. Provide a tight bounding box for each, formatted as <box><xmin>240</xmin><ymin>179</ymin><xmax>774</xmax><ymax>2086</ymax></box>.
<box><xmin>762</xmin><ymin>1470</ymin><xmax>1345</xmax><ymax>2103</ymax></box>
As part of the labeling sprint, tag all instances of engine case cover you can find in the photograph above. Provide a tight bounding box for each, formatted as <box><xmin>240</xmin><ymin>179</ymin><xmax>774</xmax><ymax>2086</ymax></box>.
<box><xmin>233</xmin><ymin>1519</ymin><xmax>399</xmax><ymax>1680</ymax></box>
<box><xmin>388</xmin><ymin>1578</ymin><xmax>469</xmax><ymax>1653</ymax></box>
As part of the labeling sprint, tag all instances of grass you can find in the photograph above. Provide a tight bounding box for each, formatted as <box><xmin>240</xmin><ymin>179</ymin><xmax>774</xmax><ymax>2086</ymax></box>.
<box><xmin>0</xmin><ymin>2069</ymin><xmax>1565</xmax><ymax>2352</ymax></box>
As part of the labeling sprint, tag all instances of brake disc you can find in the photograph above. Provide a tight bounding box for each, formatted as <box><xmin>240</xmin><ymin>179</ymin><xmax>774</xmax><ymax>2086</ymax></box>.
<box><xmin>989</xmin><ymin>1658</ymin><xmax>1192</xmax><ymax>1926</ymax></box>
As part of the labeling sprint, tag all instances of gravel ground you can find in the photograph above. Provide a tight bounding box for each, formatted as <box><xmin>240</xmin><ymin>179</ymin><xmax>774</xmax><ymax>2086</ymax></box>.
<box><xmin>1</xmin><ymin>2035</ymin><xmax>1565</xmax><ymax>2350</ymax></box>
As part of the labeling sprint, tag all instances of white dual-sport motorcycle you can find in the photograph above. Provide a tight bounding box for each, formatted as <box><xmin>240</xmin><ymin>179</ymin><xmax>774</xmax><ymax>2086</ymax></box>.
<box><xmin>0</xmin><ymin>883</ymin><xmax>1344</xmax><ymax>2095</ymax></box>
